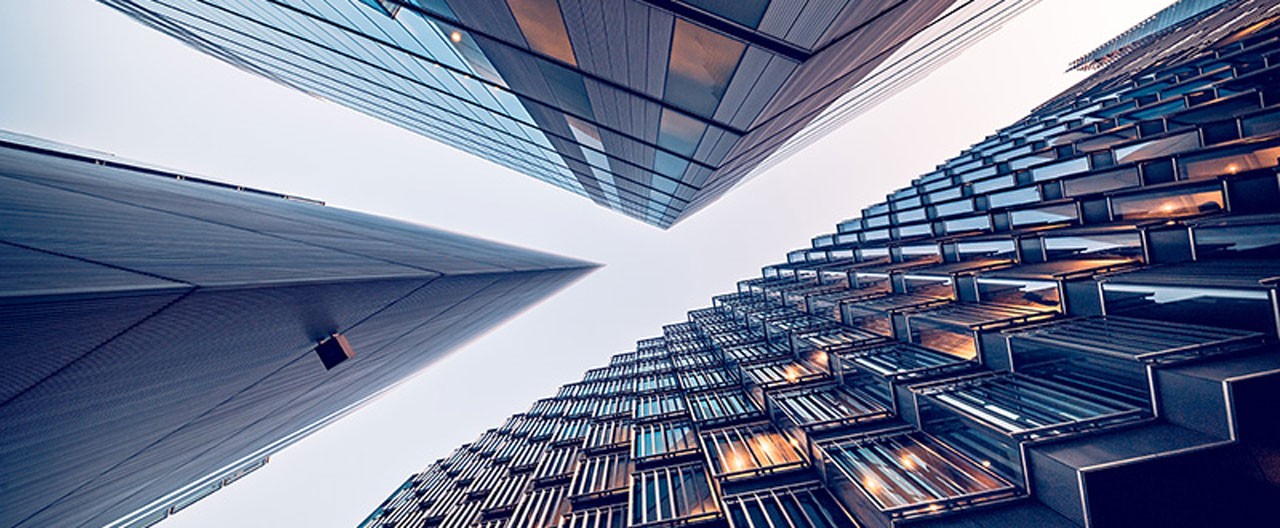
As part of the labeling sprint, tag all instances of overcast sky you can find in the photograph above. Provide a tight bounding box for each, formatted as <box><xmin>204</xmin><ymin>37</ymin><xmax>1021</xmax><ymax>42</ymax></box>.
<box><xmin>0</xmin><ymin>0</ymin><xmax>1175</xmax><ymax>526</ymax></box>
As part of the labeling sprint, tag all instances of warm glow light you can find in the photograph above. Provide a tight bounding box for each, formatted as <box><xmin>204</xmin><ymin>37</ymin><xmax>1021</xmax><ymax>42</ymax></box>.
<box><xmin>928</xmin><ymin>504</ymin><xmax>943</xmax><ymax>513</ymax></box>
<box><xmin>1226</xmin><ymin>163</ymin><xmax>1240</xmax><ymax>174</ymax></box>
<box><xmin>981</xmin><ymin>460</ymin><xmax>992</xmax><ymax>468</ymax></box>
<box><xmin>450</xmin><ymin>31</ymin><xmax>463</xmax><ymax>43</ymax></box>
<box><xmin>727</xmin><ymin>453</ymin><xmax>747</xmax><ymax>471</ymax></box>
<box><xmin>900</xmin><ymin>455</ymin><xmax>916</xmax><ymax>470</ymax></box>
<box><xmin>1159</xmin><ymin>202</ymin><xmax>1177</xmax><ymax>213</ymax></box>
<box><xmin>783</xmin><ymin>365</ymin><xmax>802</xmax><ymax>382</ymax></box>
<box><xmin>863</xmin><ymin>476</ymin><xmax>880</xmax><ymax>491</ymax></box>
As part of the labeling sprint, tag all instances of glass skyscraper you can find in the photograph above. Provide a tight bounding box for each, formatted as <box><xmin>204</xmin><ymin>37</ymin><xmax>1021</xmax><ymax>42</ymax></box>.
<box><xmin>97</xmin><ymin>0</ymin><xmax>1038</xmax><ymax>228</ymax></box>
<box><xmin>358</xmin><ymin>2</ymin><xmax>1280</xmax><ymax>527</ymax></box>
<box><xmin>0</xmin><ymin>131</ymin><xmax>595</xmax><ymax>528</ymax></box>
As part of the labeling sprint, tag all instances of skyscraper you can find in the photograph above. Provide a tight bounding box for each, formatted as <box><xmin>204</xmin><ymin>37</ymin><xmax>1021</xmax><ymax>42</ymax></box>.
<box><xmin>97</xmin><ymin>0</ymin><xmax>1039</xmax><ymax>227</ymax></box>
<box><xmin>0</xmin><ymin>131</ymin><xmax>596</xmax><ymax>528</ymax></box>
<box><xmin>359</xmin><ymin>2</ymin><xmax>1280</xmax><ymax>527</ymax></box>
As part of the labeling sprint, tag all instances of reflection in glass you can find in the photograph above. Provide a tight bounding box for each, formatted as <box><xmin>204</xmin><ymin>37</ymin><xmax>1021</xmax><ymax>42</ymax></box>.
<box><xmin>665</xmin><ymin>20</ymin><xmax>746</xmax><ymax>117</ymax></box>
<box><xmin>507</xmin><ymin>0</ymin><xmax>578</xmax><ymax>65</ymax></box>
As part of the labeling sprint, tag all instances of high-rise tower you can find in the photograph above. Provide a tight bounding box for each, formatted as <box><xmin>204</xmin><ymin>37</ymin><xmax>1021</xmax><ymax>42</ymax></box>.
<box><xmin>360</xmin><ymin>2</ymin><xmax>1280</xmax><ymax>527</ymax></box>
<box><xmin>97</xmin><ymin>0</ymin><xmax>1039</xmax><ymax>227</ymax></box>
<box><xmin>0</xmin><ymin>131</ymin><xmax>596</xmax><ymax>528</ymax></box>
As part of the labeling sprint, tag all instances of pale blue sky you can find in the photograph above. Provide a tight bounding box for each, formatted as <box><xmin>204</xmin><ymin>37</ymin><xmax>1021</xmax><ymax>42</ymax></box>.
<box><xmin>0</xmin><ymin>0</ymin><xmax>1174</xmax><ymax>526</ymax></box>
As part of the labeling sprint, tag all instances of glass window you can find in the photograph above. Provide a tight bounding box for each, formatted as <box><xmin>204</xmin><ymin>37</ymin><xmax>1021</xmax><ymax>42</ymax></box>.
<box><xmin>701</xmin><ymin>424</ymin><xmax>806</xmax><ymax>479</ymax></box>
<box><xmin>658</xmin><ymin>108</ymin><xmax>707</xmax><ymax>157</ymax></box>
<box><xmin>570</xmin><ymin>453</ymin><xmax>631</xmax><ymax>499</ymax></box>
<box><xmin>633</xmin><ymin>421</ymin><xmax>697</xmax><ymax>459</ymax></box>
<box><xmin>1062</xmin><ymin>167</ymin><xmax>1139</xmax><ymax>196</ymax></box>
<box><xmin>630</xmin><ymin>464</ymin><xmax>719</xmax><ymax>525</ymax></box>
<box><xmin>1111</xmin><ymin>184</ymin><xmax>1225</xmax><ymax>220</ymax></box>
<box><xmin>1179</xmin><ymin>145</ymin><xmax>1280</xmax><ymax>180</ymax></box>
<box><xmin>821</xmin><ymin>433</ymin><xmax>1013</xmax><ymax>515</ymax></box>
<box><xmin>724</xmin><ymin>485</ymin><xmax>855</xmax><ymax>528</ymax></box>
<box><xmin>684</xmin><ymin>0</ymin><xmax>770</xmax><ymax>28</ymax></box>
<box><xmin>665</xmin><ymin>19</ymin><xmax>746</xmax><ymax>117</ymax></box>
<box><xmin>507</xmin><ymin>0</ymin><xmax>578</xmax><ymax>65</ymax></box>
<box><xmin>1114</xmin><ymin>131</ymin><xmax>1199</xmax><ymax>163</ymax></box>
<box><xmin>1010</xmin><ymin>203</ymin><xmax>1077</xmax><ymax>227</ymax></box>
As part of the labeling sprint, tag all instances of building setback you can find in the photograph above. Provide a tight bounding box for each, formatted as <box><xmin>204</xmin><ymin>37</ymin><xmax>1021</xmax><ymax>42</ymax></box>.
<box><xmin>0</xmin><ymin>131</ymin><xmax>596</xmax><ymax>528</ymax></box>
<box><xmin>97</xmin><ymin>0</ymin><xmax>1039</xmax><ymax>228</ymax></box>
<box><xmin>359</xmin><ymin>3</ymin><xmax>1280</xmax><ymax>528</ymax></box>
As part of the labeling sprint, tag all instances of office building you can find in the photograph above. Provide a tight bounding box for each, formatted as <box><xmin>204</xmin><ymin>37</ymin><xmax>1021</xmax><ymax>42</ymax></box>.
<box><xmin>360</xmin><ymin>2</ymin><xmax>1280</xmax><ymax>527</ymax></box>
<box><xmin>98</xmin><ymin>0</ymin><xmax>1039</xmax><ymax>227</ymax></box>
<box><xmin>0</xmin><ymin>131</ymin><xmax>595</xmax><ymax>528</ymax></box>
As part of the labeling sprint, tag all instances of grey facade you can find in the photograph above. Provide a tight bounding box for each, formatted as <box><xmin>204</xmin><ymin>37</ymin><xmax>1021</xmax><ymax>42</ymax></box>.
<box><xmin>360</xmin><ymin>2</ymin><xmax>1280</xmax><ymax>528</ymax></box>
<box><xmin>97</xmin><ymin>0</ymin><xmax>1038</xmax><ymax>228</ymax></box>
<box><xmin>0</xmin><ymin>131</ymin><xmax>595</xmax><ymax>528</ymax></box>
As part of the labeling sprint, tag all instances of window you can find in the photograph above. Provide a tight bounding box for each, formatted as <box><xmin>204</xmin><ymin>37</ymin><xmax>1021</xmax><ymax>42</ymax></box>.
<box><xmin>687</xmin><ymin>389</ymin><xmax>762</xmax><ymax>425</ymax></box>
<box><xmin>635</xmin><ymin>393</ymin><xmax>688</xmax><ymax>420</ymax></box>
<box><xmin>821</xmin><ymin>432</ymin><xmax>1013</xmax><ymax>517</ymax></box>
<box><xmin>508</xmin><ymin>484</ymin><xmax>569</xmax><ymax>528</ymax></box>
<box><xmin>507</xmin><ymin>0</ymin><xmax>577</xmax><ymax>65</ymax></box>
<box><xmin>633</xmin><ymin>421</ymin><xmax>697</xmax><ymax>460</ymax></box>
<box><xmin>533</xmin><ymin>445</ymin><xmax>580</xmax><ymax>483</ymax></box>
<box><xmin>658</xmin><ymin>108</ymin><xmax>707</xmax><ymax>157</ymax></box>
<box><xmin>683</xmin><ymin>0</ymin><xmax>770</xmax><ymax>27</ymax></box>
<box><xmin>771</xmin><ymin>385</ymin><xmax>889</xmax><ymax>430</ymax></box>
<box><xmin>701</xmin><ymin>423</ymin><xmax>807</xmax><ymax>479</ymax></box>
<box><xmin>1110</xmin><ymin>184</ymin><xmax>1224</xmax><ymax>220</ymax></box>
<box><xmin>678</xmin><ymin>367</ymin><xmax>737</xmax><ymax>392</ymax></box>
<box><xmin>723</xmin><ymin>484</ymin><xmax>858</xmax><ymax>528</ymax></box>
<box><xmin>564</xmin><ymin>504</ymin><xmax>628</xmax><ymax>528</ymax></box>
<box><xmin>478</xmin><ymin>471</ymin><xmax>527</xmax><ymax>512</ymax></box>
<box><xmin>665</xmin><ymin>20</ymin><xmax>746</xmax><ymax>117</ymax></box>
<box><xmin>630</xmin><ymin>463</ymin><xmax>720</xmax><ymax>526</ymax></box>
<box><xmin>743</xmin><ymin>360</ymin><xmax>826</xmax><ymax>389</ymax></box>
<box><xmin>570</xmin><ymin>452</ymin><xmax>631</xmax><ymax>499</ymax></box>
<box><xmin>584</xmin><ymin>419</ymin><xmax>631</xmax><ymax>452</ymax></box>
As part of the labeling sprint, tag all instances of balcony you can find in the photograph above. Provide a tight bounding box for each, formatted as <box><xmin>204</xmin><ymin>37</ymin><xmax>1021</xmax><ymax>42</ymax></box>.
<box><xmin>583</xmin><ymin>419</ymin><xmax>630</xmax><ymax>454</ymax></box>
<box><xmin>687</xmin><ymin>388</ymin><xmax>763</xmax><ymax>427</ymax></box>
<box><xmin>722</xmin><ymin>483</ymin><xmax>861</xmax><ymax>528</ymax></box>
<box><xmin>633</xmin><ymin>420</ymin><xmax>699</xmax><ymax>464</ymax></box>
<box><xmin>769</xmin><ymin>383</ymin><xmax>891</xmax><ymax>435</ymax></box>
<box><xmin>915</xmin><ymin>372</ymin><xmax>1149</xmax><ymax>485</ymax></box>
<box><xmin>819</xmin><ymin>430</ymin><xmax>1017</xmax><ymax>523</ymax></box>
<box><xmin>563</xmin><ymin>504</ymin><xmax>627</xmax><ymax>528</ymax></box>
<box><xmin>569</xmin><ymin>452</ymin><xmax>630</xmax><ymax>503</ymax></box>
<box><xmin>841</xmin><ymin>293</ymin><xmax>950</xmax><ymax>339</ymax></box>
<box><xmin>1098</xmin><ymin>259</ymin><xmax>1280</xmax><ymax>335</ymax></box>
<box><xmin>700</xmin><ymin>422</ymin><xmax>808</xmax><ymax>481</ymax></box>
<box><xmin>898</xmin><ymin>302</ymin><xmax>1057</xmax><ymax>361</ymax></box>
<box><xmin>1005</xmin><ymin>315</ymin><xmax>1266</xmax><ymax>412</ymax></box>
<box><xmin>628</xmin><ymin>463</ymin><xmax>721</xmax><ymax>527</ymax></box>
<box><xmin>720</xmin><ymin>342</ymin><xmax>790</xmax><ymax>366</ymax></box>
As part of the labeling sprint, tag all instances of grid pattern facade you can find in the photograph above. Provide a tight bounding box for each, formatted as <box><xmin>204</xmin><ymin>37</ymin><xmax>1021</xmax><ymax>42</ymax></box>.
<box><xmin>98</xmin><ymin>0</ymin><xmax>1037</xmax><ymax>228</ymax></box>
<box><xmin>362</xmin><ymin>3</ymin><xmax>1280</xmax><ymax>527</ymax></box>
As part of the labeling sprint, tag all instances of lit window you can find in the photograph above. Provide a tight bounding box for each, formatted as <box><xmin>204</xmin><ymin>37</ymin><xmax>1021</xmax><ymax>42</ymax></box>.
<box><xmin>665</xmin><ymin>19</ymin><xmax>745</xmax><ymax>117</ymax></box>
<box><xmin>507</xmin><ymin>0</ymin><xmax>578</xmax><ymax>65</ymax></box>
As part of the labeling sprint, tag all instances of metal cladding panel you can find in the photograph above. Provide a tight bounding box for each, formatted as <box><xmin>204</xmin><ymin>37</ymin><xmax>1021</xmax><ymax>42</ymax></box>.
<box><xmin>7</xmin><ymin>144</ymin><xmax>579</xmax><ymax>274</ymax></box>
<box><xmin>0</xmin><ymin>278</ymin><xmax>430</xmax><ymax>527</ymax></box>
<box><xmin>0</xmin><ymin>174</ymin><xmax>422</xmax><ymax>287</ymax></box>
<box><xmin>0</xmin><ymin>135</ymin><xmax>595</xmax><ymax>527</ymax></box>
<box><xmin>0</xmin><ymin>286</ymin><xmax>187</xmax><ymax>404</ymax></box>
<box><xmin>0</xmin><ymin>242</ymin><xmax>191</xmax><ymax>402</ymax></box>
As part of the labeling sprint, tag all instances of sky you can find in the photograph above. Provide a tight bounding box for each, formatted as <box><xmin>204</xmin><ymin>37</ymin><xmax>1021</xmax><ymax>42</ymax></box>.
<box><xmin>0</xmin><ymin>0</ymin><xmax>1175</xmax><ymax>526</ymax></box>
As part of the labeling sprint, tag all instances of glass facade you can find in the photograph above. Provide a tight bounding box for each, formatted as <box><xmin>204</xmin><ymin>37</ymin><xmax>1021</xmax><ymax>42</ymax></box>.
<box><xmin>361</xmin><ymin>3</ymin><xmax>1280</xmax><ymax>527</ymax></box>
<box><xmin>99</xmin><ymin>0</ymin><xmax>1036</xmax><ymax>227</ymax></box>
